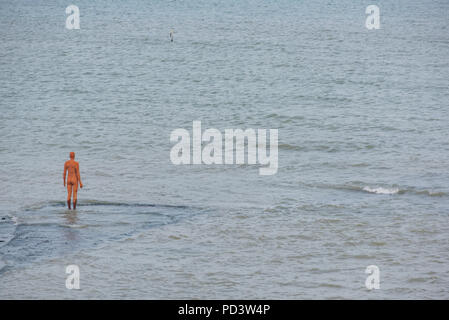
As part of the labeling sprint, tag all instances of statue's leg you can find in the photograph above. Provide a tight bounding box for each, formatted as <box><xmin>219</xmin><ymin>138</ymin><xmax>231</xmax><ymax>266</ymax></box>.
<box><xmin>73</xmin><ymin>183</ymin><xmax>78</xmax><ymax>210</ymax></box>
<box><xmin>67</xmin><ymin>184</ymin><xmax>72</xmax><ymax>209</ymax></box>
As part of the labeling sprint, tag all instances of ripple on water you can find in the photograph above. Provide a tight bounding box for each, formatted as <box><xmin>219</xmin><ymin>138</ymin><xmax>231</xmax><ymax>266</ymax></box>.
<box><xmin>0</xmin><ymin>200</ymin><xmax>203</xmax><ymax>272</ymax></box>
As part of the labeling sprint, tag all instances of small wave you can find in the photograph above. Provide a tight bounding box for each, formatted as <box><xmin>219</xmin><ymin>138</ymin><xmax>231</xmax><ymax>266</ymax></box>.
<box><xmin>317</xmin><ymin>283</ymin><xmax>343</xmax><ymax>288</ymax></box>
<box><xmin>77</xmin><ymin>200</ymin><xmax>189</xmax><ymax>209</ymax></box>
<box><xmin>1</xmin><ymin>215</ymin><xmax>19</xmax><ymax>225</ymax></box>
<box><xmin>278</xmin><ymin>143</ymin><xmax>304</xmax><ymax>151</ymax></box>
<box><xmin>0</xmin><ymin>215</ymin><xmax>17</xmax><ymax>243</ymax></box>
<box><xmin>11</xmin><ymin>216</ymin><xmax>18</xmax><ymax>225</ymax></box>
<box><xmin>24</xmin><ymin>200</ymin><xmax>189</xmax><ymax>211</ymax></box>
<box><xmin>308</xmin><ymin>182</ymin><xmax>448</xmax><ymax>198</ymax></box>
<box><xmin>0</xmin><ymin>259</ymin><xmax>6</xmax><ymax>274</ymax></box>
<box><xmin>363</xmin><ymin>186</ymin><xmax>399</xmax><ymax>195</ymax></box>
<box><xmin>265</xmin><ymin>113</ymin><xmax>304</xmax><ymax>120</ymax></box>
<box><xmin>414</xmin><ymin>190</ymin><xmax>447</xmax><ymax>197</ymax></box>
<box><xmin>363</xmin><ymin>186</ymin><xmax>448</xmax><ymax>197</ymax></box>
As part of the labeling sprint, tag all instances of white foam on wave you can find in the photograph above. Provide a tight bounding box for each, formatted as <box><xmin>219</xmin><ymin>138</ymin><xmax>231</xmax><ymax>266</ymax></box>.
<box><xmin>363</xmin><ymin>186</ymin><xmax>399</xmax><ymax>195</ymax></box>
<box><xmin>10</xmin><ymin>215</ymin><xmax>19</xmax><ymax>225</ymax></box>
<box><xmin>0</xmin><ymin>215</ymin><xmax>19</xmax><ymax>225</ymax></box>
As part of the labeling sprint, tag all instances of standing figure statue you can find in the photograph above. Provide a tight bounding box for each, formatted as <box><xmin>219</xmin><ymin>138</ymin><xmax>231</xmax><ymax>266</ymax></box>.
<box><xmin>63</xmin><ymin>152</ymin><xmax>83</xmax><ymax>210</ymax></box>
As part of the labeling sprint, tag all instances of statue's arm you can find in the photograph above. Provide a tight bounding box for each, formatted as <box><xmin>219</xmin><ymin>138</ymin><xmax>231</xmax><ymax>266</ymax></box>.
<box><xmin>63</xmin><ymin>162</ymin><xmax>67</xmax><ymax>186</ymax></box>
<box><xmin>77</xmin><ymin>162</ymin><xmax>83</xmax><ymax>188</ymax></box>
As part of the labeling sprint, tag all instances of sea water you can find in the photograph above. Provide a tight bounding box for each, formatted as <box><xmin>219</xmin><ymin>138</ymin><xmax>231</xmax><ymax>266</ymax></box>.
<box><xmin>0</xmin><ymin>0</ymin><xmax>448</xmax><ymax>299</ymax></box>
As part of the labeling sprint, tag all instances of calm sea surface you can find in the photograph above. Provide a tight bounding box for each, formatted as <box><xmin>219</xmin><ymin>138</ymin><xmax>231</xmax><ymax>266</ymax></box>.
<box><xmin>0</xmin><ymin>0</ymin><xmax>449</xmax><ymax>299</ymax></box>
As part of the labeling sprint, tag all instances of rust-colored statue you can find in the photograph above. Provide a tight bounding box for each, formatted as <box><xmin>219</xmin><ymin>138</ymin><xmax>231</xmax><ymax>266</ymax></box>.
<box><xmin>63</xmin><ymin>152</ymin><xmax>83</xmax><ymax>209</ymax></box>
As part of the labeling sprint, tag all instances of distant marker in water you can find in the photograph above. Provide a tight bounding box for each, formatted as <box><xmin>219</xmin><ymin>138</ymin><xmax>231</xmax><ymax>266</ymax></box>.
<box><xmin>169</xmin><ymin>29</ymin><xmax>174</xmax><ymax>42</ymax></box>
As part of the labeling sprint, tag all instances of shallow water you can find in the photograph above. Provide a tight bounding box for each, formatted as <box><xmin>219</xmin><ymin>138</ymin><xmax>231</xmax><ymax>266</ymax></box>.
<box><xmin>0</xmin><ymin>0</ymin><xmax>449</xmax><ymax>299</ymax></box>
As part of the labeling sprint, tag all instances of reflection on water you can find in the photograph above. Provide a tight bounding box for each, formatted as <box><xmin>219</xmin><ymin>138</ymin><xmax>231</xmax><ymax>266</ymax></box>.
<box><xmin>63</xmin><ymin>210</ymin><xmax>78</xmax><ymax>225</ymax></box>
<box><xmin>63</xmin><ymin>210</ymin><xmax>78</xmax><ymax>242</ymax></box>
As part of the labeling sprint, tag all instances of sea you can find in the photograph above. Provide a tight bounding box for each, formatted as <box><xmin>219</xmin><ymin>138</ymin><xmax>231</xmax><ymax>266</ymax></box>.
<box><xmin>0</xmin><ymin>0</ymin><xmax>448</xmax><ymax>299</ymax></box>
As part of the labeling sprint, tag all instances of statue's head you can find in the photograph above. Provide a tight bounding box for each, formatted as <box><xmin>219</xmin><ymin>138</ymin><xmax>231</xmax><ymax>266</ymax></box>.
<box><xmin>70</xmin><ymin>152</ymin><xmax>75</xmax><ymax>159</ymax></box>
